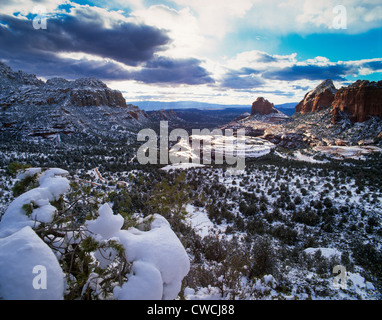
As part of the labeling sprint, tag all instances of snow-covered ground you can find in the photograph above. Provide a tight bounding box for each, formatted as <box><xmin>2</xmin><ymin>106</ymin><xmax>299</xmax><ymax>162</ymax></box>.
<box><xmin>292</xmin><ymin>151</ymin><xmax>329</xmax><ymax>163</ymax></box>
<box><xmin>161</xmin><ymin>163</ymin><xmax>206</xmax><ymax>171</ymax></box>
<box><xmin>304</xmin><ymin>247</ymin><xmax>342</xmax><ymax>259</ymax></box>
<box><xmin>168</xmin><ymin>135</ymin><xmax>274</xmax><ymax>166</ymax></box>
<box><xmin>185</xmin><ymin>204</ymin><xmax>225</xmax><ymax>238</ymax></box>
<box><xmin>1</xmin><ymin>144</ymin><xmax>381</xmax><ymax>300</ymax></box>
<box><xmin>275</xmin><ymin>150</ymin><xmax>328</xmax><ymax>164</ymax></box>
<box><xmin>314</xmin><ymin>145</ymin><xmax>382</xmax><ymax>160</ymax></box>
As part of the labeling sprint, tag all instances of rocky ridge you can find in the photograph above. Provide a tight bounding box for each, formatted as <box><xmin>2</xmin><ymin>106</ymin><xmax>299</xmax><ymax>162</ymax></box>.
<box><xmin>225</xmin><ymin>79</ymin><xmax>382</xmax><ymax>150</ymax></box>
<box><xmin>148</xmin><ymin>109</ymin><xmax>185</xmax><ymax>123</ymax></box>
<box><xmin>0</xmin><ymin>63</ymin><xmax>127</xmax><ymax>109</ymax></box>
<box><xmin>295</xmin><ymin>78</ymin><xmax>382</xmax><ymax>124</ymax></box>
<box><xmin>0</xmin><ymin>63</ymin><xmax>155</xmax><ymax>142</ymax></box>
<box><xmin>295</xmin><ymin>79</ymin><xmax>337</xmax><ymax>114</ymax></box>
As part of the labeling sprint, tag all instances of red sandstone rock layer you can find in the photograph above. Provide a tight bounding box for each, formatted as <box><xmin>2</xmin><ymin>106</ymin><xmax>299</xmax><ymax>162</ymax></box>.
<box><xmin>296</xmin><ymin>79</ymin><xmax>337</xmax><ymax>114</ymax></box>
<box><xmin>332</xmin><ymin>80</ymin><xmax>382</xmax><ymax>123</ymax></box>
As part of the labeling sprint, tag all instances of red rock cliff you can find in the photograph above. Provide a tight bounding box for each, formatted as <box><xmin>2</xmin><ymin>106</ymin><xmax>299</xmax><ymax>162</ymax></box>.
<box><xmin>296</xmin><ymin>79</ymin><xmax>337</xmax><ymax>114</ymax></box>
<box><xmin>332</xmin><ymin>80</ymin><xmax>382</xmax><ymax>123</ymax></box>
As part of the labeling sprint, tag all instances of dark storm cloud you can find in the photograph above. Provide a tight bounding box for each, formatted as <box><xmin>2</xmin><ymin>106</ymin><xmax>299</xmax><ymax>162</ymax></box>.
<box><xmin>0</xmin><ymin>12</ymin><xmax>170</xmax><ymax>67</ymax></box>
<box><xmin>262</xmin><ymin>64</ymin><xmax>352</xmax><ymax>81</ymax></box>
<box><xmin>132</xmin><ymin>56</ymin><xmax>215</xmax><ymax>85</ymax></box>
<box><xmin>220</xmin><ymin>58</ymin><xmax>382</xmax><ymax>89</ymax></box>
<box><xmin>0</xmin><ymin>10</ymin><xmax>214</xmax><ymax>85</ymax></box>
<box><xmin>2</xmin><ymin>52</ymin><xmax>133</xmax><ymax>80</ymax></box>
<box><xmin>261</xmin><ymin>59</ymin><xmax>382</xmax><ymax>81</ymax></box>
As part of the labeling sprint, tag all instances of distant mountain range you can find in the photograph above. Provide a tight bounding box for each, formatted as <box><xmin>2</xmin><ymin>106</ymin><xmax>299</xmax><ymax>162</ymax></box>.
<box><xmin>129</xmin><ymin>100</ymin><xmax>298</xmax><ymax>116</ymax></box>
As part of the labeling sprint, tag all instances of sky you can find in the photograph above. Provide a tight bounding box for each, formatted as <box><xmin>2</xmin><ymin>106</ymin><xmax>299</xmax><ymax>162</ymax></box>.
<box><xmin>0</xmin><ymin>0</ymin><xmax>381</xmax><ymax>105</ymax></box>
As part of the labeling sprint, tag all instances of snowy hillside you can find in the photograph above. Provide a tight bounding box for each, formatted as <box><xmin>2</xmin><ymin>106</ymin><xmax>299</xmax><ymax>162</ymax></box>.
<box><xmin>0</xmin><ymin>63</ymin><xmax>177</xmax><ymax>145</ymax></box>
<box><xmin>1</xmin><ymin>147</ymin><xmax>381</xmax><ymax>300</ymax></box>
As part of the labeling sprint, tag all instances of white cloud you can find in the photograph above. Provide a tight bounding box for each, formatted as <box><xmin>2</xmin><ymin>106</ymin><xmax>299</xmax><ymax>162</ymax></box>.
<box><xmin>68</xmin><ymin>3</ymin><xmax>133</xmax><ymax>27</ymax></box>
<box><xmin>0</xmin><ymin>0</ymin><xmax>64</xmax><ymax>16</ymax></box>
<box><xmin>131</xmin><ymin>4</ymin><xmax>208</xmax><ymax>59</ymax></box>
<box><xmin>200</xmin><ymin>0</ymin><xmax>382</xmax><ymax>35</ymax></box>
<box><xmin>299</xmin><ymin>56</ymin><xmax>333</xmax><ymax>67</ymax></box>
<box><xmin>224</xmin><ymin>50</ymin><xmax>297</xmax><ymax>71</ymax></box>
<box><xmin>170</xmin><ymin>0</ymin><xmax>254</xmax><ymax>38</ymax></box>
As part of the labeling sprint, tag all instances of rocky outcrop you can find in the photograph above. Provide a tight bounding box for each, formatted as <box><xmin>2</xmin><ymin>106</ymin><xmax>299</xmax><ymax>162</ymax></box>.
<box><xmin>295</xmin><ymin>79</ymin><xmax>382</xmax><ymax>124</ymax></box>
<box><xmin>68</xmin><ymin>78</ymin><xmax>126</xmax><ymax>108</ymax></box>
<box><xmin>247</xmin><ymin>98</ymin><xmax>289</xmax><ymax>124</ymax></box>
<box><xmin>0</xmin><ymin>62</ymin><xmax>44</xmax><ymax>88</ymax></box>
<box><xmin>0</xmin><ymin>63</ymin><xmax>127</xmax><ymax>109</ymax></box>
<box><xmin>69</xmin><ymin>88</ymin><xmax>126</xmax><ymax>108</ymax></box>
<box><xmin>296</xmin><ymin>79</ymin><xmax>337</xmax><ymax>114</ymax></box>
<box><xmin>332</xmin><ymin>80</ymin><xmax>382</xmax><ymax>123</ymax></box>
<box><xmin>148</xmin><ymin>109</ymin><xmax>185</xmax><ymax>122</ymax></box>
<box><xmin>0</xmin><ymin>62</ymin><xmax>151</xmax><ymax>140</ymax></box>
<box><xmin>251</xmin><ymin>97</ymin><xmax>276</xmax><ymax>115</ymax></box>
<box><xmin>263</xmin><ymin>132</ymin><xmax>309</xmax><ymax>149</ymax></box>
<box><xmin>125</xmin><ymin>104</ymin><xmax>149</xmax><ymax>121</ymax></box>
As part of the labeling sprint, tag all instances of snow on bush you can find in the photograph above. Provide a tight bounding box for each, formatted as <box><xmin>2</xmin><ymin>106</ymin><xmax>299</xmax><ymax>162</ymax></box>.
<box><xmin>87</xmin><ymin>207</ymin><xmax>191</xmax><ymax>300</ymax></box>
<box><xmin>0</xmin><ymin>168</ymin><xmax>70</xmax><ymax>238</ymax></box>
<box><xmin>116</xmin><ymin>214</ymin><xmax>190</xmax><ymax>300</ymax></box>
<box><xmin>0</xmin><ymin>168</ymin><xmax>69</xmax><ymax>299</ymax></box>
<box><xmin>113</xmin><ymin>260</ymin><xmax>164</xmax><ymax>300</ymax></box>
<box><xmin>86</xmin><ymin>203</ymin><xmax>124</xmax><ymax>239</ymax></box>
<box><xmin>0</xmin><ymin>167</ymin><xmax>190</xmax><ymax>300</ymax></box>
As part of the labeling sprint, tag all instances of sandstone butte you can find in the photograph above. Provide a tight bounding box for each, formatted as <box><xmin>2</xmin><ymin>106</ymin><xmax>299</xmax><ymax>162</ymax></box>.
<box><xmin>251</xmin><ymin>97</ymin><xmax>276</xmax><ymax>115</ymax></box>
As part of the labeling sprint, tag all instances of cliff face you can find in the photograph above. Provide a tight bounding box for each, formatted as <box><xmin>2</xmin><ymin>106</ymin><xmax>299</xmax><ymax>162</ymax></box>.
<box><xmin>68</xmin><ymin>78</ymin><xmax>126</xmax><ymax>108</ymax></box>
<box><xmin>332</xmin><ymin>80</ymin><xmax>382</xmax><ymax>123</ymax></box>
<box><xmin>296</xmin><ymin>79</ymin><xmax>382</xmax><ymax>124</ymax></box>
<box><xmin>251</xmin><ymin>97</ymin><xmax>276</xmax><ymax>115</ymax></box>
<box><xmin>0</xmin><ymin>62</ymin><xmax>151</xmax><ymax>140</ymax></box>
<box><xmin>295</xmin><ymin>79</ymin><xmax>337</xmax><ymax>114</ymax></box>
<box><xmin>0</xmin><ymin>64</ymin><xmax>127</xmax><ymax>109</ymax></box>
<box><xmin>69</xmin><ymin>88</ymin><xmax>126</xmax><ymax>108</ymax></box>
